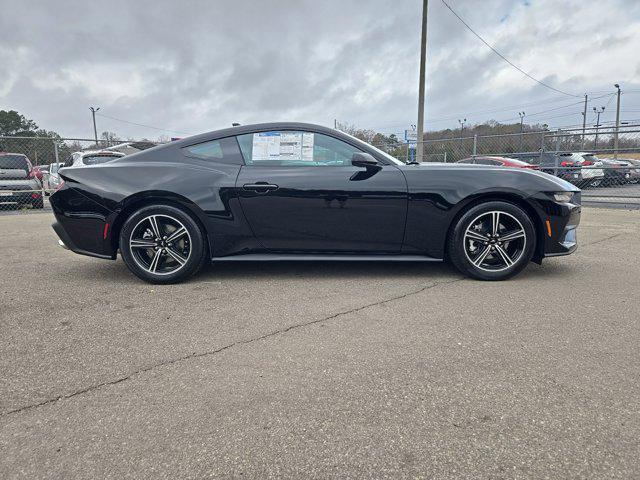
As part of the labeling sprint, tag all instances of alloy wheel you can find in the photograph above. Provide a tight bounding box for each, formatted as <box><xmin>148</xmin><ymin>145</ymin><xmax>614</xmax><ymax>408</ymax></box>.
<box><xmin>129</xmin><ymin>214</ymin><xmax>192</xmax><ymax>275</ymax></box>
<box><xmin>463</xmin><ymin>210</ymin><xmax>526</xmax><ymax>272</ymax></box>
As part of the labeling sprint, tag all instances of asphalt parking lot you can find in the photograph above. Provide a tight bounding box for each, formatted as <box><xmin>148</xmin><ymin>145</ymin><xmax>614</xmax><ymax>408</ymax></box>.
<box><xmin>1</xmin><ymin>208</ymin><xmax>639</xmax><ymax>479</ymax></box>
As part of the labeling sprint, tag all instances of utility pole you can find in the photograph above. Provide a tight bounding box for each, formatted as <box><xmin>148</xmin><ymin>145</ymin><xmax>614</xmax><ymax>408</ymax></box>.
<box><xmin>593</xmin><ymin>106</ymin><xmax>605</xmax><ymax>150</ymax></box>
<box><xmin>415</xmin><ymin>0</ymin><xmax>429</xmax><ymax>162</ymax></box>
<box><xmin>518</xmin><ymin>111</ymin><xmax>526</xmax><ymax>151</ymax></box>
<box><xmin>614</xmin><ymin>84</ymin><xmax>621</xmax><ymax>159</ymax></box>
<box><xmin>89</xmin><ymin>107</ymin><xmax>100</xmax><ymax>146</ymax></box>
<box><xmin>581</xmin><ymin>94</ymin><xmax>588</xmax><ymax>148</ymax></box>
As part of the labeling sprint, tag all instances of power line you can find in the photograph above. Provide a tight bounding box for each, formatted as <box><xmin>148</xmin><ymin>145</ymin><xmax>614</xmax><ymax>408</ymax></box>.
<box><xmin>95</xmin><ymin>112</ymin><xmax>193</xmax><ymax>135</ymax></box>
<box><xmin>440</xmin><ymin>0</ymin><xmax>580</xmax><ymax>98</ymax></box>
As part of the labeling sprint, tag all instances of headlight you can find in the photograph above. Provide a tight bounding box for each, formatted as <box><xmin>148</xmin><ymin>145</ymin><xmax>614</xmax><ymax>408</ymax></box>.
<box><xmin>551</xmin><ymin>192</ymin><xmax>574</xmax><ymax>203</ymax></box>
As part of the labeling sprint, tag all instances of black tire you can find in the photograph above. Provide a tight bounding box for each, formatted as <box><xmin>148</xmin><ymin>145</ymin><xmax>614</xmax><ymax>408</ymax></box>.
<box><xmin>119</xmin><ymin>204</ymin><xmax>208</xmax><ymax>284</ymax></box>
<box><xmin>447</xmin><ymin>201</ymin><xmax>536</xmax><ymax>281</ymax></box>
<box><xmin>32</xmin><ymin>198</ymin><xmax>44</xmax><ymax>209</ymax></box>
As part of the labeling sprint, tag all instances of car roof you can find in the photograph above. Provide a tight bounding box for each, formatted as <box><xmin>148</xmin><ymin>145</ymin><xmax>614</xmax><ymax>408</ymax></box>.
<box><xmin>170</xmin><ymin>122</ymin><xmax>348</xmax><ymax>148</ymax></box>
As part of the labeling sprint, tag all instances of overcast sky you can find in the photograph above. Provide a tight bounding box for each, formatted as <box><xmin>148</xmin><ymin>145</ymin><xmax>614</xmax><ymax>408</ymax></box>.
<box><xmin>1</xmin><ymin>0</ymin><xmax>639</xmax><ymax>140</ymax></box>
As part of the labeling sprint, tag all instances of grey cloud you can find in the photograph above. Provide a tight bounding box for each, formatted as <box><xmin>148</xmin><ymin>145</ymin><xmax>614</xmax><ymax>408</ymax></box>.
<box><xmin>0</xmin><ymin>0</ymin><xmax>639</xmax><ymax>139</ymax></box>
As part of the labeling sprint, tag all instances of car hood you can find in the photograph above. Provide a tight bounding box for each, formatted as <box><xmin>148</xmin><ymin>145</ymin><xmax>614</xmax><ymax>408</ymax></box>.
<box><xmin>399</xmin><ymin>162</ymin><xmax>578</xmax><ymax>191</ymax></box>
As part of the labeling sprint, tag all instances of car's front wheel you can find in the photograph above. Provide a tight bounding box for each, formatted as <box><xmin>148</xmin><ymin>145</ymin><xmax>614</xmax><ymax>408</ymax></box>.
<box><xmin>448</xmin><ymin>201</ymin><xmax>536</xmax><ymax>281</ymax></box>
<box><xmin>119</xmin><ymin>204</ymin><xmax>208</xmax><ymax>284</ymax></box>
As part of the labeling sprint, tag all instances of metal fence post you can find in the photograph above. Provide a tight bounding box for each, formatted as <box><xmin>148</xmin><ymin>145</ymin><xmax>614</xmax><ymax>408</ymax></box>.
<box><xmin>554</xmin><ymin>129</ymin><xmax>561</xmax><ymax>176</ymax></box>
<box><xmin>472</xmin><ymin>134</ymin><xmax>478</xmax><ymax>157</ymax></box>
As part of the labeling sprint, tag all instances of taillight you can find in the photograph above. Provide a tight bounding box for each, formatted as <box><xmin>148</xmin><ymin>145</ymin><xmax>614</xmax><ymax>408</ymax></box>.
<box><xmin>560</xmin><ymin>161</ymin><xmax>573</xmax><ymax>167</ymax></box>
<box><xmin>582</xmin><ymin>160</ymin><xmax>593</xmax><ymax>166</ymax></box>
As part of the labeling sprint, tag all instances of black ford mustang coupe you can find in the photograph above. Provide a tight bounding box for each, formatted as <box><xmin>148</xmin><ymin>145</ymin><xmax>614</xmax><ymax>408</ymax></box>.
<box><xmin>51</xmin><ymin>122</ymin><xmax>580</xmax><ymax>284</ymax></box>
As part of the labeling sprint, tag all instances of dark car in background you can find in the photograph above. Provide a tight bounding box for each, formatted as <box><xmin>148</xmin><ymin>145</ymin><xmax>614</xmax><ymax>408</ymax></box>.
<box><xmin>509</xmin><ymin>152</ymin><xmax>605</xmax><ymax>188</ymax></box>
<box><xmin>457</xmin><ymin>156</ymin><xmax>539</xmax><ymax>169</ymax></box>
<box><xmin>596</xmin><ymin>157</ymin><xmax>634</xmax><ymax>186</ymax></box>
<box><xmin>0</xmin><ymin>153</ymin><xmax>43</xmax><ymax>209</ymax></box>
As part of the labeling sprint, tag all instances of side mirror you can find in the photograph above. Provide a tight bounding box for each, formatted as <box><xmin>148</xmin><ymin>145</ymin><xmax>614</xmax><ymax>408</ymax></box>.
<box><xmin>352</xmin><ymin>152</ymin><xmax>379</xmax><ymax>168</ymax></box>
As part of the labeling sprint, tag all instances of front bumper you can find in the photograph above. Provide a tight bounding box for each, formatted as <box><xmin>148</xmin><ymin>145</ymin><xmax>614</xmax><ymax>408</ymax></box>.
<box><xmin>533</xmin><ymin>193</ymin><xmax>581</xmax><ymax>258</ymax></box>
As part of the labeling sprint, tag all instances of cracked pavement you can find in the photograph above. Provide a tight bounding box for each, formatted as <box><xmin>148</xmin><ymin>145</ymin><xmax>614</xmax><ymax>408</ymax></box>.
<box><xmin>1</xmin><ymin>208</ymin><xmax>640</xmax><ymax>479</ymax></box>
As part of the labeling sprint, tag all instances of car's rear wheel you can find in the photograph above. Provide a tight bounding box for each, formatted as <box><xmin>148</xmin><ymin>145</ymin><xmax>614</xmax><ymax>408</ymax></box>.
<box><xmin>448</xmin><ymin>201</ymin><xmax>536</xmax><ymax>281</ymax></box>
<box><xmin>119</xmin><ymin>204</ymin><xmax>208</xmax><ymax>284</ymax></box>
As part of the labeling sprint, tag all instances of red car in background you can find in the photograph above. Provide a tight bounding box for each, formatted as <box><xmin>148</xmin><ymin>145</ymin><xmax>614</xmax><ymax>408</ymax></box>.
<box><xmin>457</xmin><ymin>156</ymin><xmax>540</xmax><ymax>170</ymax></box>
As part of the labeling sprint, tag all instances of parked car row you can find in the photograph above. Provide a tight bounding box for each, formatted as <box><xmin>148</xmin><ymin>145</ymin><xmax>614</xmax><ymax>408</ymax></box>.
<box><xmin>457</xmin><ymin>152</ymin><xmax>640</xmax><ymax>188</ymax></box>
<box><xmin>0</xmin><ymin>149</ymin><xmax>126</xmax><ymax>209</ymax></box>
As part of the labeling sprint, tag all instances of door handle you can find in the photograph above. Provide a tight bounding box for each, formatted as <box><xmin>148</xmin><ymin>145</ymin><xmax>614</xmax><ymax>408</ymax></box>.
<box><xmin>242</xmin><ymin>182</ymin><xmax>279</xmax><ymax>193</ymax></box>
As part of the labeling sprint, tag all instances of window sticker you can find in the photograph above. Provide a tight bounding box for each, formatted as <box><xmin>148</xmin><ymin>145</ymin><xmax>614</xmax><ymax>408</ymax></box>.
<box><xmin>251</xmin><ymin>132</ymin><xmax>314</xmax><ymax>162</ymax></box>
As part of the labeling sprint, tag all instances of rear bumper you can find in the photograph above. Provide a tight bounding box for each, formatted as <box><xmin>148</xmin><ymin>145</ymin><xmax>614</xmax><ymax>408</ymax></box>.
<box><xmin>52</xmin><ymin>220</ymin><xmax>114</xmax><ymax>260</ymax></box>
<box><xmin>0</xmin><ymin>191</ymin><xmax>41</xmax><ymax>204</ymax></box>
<box><xmin>50</xmin><ymin>187</ymin><xmax>117</xmax><ymax>260</ymax></box>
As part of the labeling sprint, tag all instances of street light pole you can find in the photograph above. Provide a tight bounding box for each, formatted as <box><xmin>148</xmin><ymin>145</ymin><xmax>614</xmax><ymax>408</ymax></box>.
<box><xmin>613</xmin><ymin>84</ymin><xmax>621</xmax><ymax>159</ymax></box>
<box><xmin>89</xmin><ymin>107</ymin><xmax>100</xmax><ymax>146</ymax></box>
<box><xmin>458</xmin><ymin>118</ymin><xmax>466</xmax><ymax>136</ymax></box>
<box><xmin>415</xmin><ymin>0</ymin><xmax>429</xmax><ymax>163</ymax></box>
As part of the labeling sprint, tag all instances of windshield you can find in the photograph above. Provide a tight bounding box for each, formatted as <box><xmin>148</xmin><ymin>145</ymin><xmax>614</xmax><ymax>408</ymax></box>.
<box><xmin>338</xmin><ymin>131</ymin><xmax>405</xmax><ymax>166</ymax></box>
<box><xmin>0</xmin><ymin>154</ymin><xmax>29</xmax><ymax>172</ymax></box>
<box><xmin>82</xmin><ymin>154</ymin><xmax>120</xmax><ymax>166</ymax></box>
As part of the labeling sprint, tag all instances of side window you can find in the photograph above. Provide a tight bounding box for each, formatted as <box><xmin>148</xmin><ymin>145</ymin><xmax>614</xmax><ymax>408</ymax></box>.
<box><xmin>182</xmin><ymin>137</ymin><xmax>244</xmax><ymax>165</ymax></box>
<box><xmin>184</xmin><ymin>139</ymin><xmax>224</xmax><ymax>159</ymax></box>
<box><xmin>236</xmin><ymin>131</ymin><xmax>363</xmax><ymax>167</ymax></box>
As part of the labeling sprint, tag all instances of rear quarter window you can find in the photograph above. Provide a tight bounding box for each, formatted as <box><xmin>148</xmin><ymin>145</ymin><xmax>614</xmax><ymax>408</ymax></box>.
<box><xmin>182</xmin><ymin>136</ymin><xmax>244</xmax><ymax>165</ymax></box>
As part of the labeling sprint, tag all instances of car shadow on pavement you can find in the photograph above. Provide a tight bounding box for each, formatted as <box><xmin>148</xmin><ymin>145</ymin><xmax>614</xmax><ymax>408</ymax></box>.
<box><xmin>66</xmin><ymin>257</ymin><xmax>574</xmax><ymax>284</ymax></box>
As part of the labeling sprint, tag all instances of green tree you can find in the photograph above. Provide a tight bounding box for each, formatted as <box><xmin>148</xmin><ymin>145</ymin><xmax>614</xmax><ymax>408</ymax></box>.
<box><xmin>0</xmin><ymin>110</ymin><xmax>69</xmax><ymax>165</ymax></box>
<box><xmin>0</xmin><ymin>110</ymin><xmax>38</xmax><ymax>136</ymax></box>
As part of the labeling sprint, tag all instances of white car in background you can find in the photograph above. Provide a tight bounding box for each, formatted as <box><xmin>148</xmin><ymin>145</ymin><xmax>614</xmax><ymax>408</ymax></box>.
<box><xmin>564</xmin><ymin>152</ymin><xmax>605</xmax><ymax>187</ymax></box>
<box><xmin>43</xmin><ymin>162</ymin><xmax>66</xmax><ymax>192</ymax></box>
<box><xmin>66</xmin><ymin>150</ymin><xmax>125</xmax><ymax>167</ymax></box>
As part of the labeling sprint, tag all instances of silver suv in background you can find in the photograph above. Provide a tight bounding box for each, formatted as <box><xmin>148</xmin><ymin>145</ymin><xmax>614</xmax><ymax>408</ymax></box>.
<box><xmin>0</xmin><ymin>153</ymin><xmax>44</xmax><ymax>209</ymax></box>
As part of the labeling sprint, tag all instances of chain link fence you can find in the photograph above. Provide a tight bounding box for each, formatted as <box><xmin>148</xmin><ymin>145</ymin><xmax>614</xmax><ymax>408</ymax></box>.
<box><xmin>373</xmin><ymin>124</ymin><xmax>640</xmax><ymax>206</ymax></box>
<box><xmin>2</xmin><ymin>125</ymin><xmax>640</xmax><ymax>216</ymax></box>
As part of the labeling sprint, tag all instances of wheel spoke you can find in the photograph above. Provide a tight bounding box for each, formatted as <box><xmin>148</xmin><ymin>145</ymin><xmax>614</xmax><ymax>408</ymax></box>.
<box><xmin>165</xmin><ymin>247</ymin><xmax>187</xmax><ymax>266</ymax></box>
<box><xmin>495</xmin><ymin>245</ymin><xmax>514</xmax><ymax>267</ymax></box>
<box><xmin>472</xmin><ymin>245</ymin><xmax>492</xmax><ymax>267</ymax></box>
<box><xmin>148</xmin><ymin>249</ymin><xmax>162</xmax><ymax>273</ymax></box>
<box><xmin>465</xmin><ymin>230</ymin><xmax>488</xmax><ymax>242</ymax></box>
<box><xmin>500</xmin><ymin>229</ymin><xmax>525</xmax><ymax>242</ymax></box>
<box><xmin>166</xmin><ymin>226</ymin><xmax>187</xmax><ymax>243</ymax></box>
<box><xmin>491</xmin><ymin>212</ymin><xmax>500</xmax><ymax>236</ymax></box>
<box><xmin>148</xmin><ymin>215</ymin><xmax>162</xmax><ymax>239</ymax></box>
<box><xmin>130</xmin><ymin>239</ymin><xmax>156</xmax><ymax>249</ymax></box>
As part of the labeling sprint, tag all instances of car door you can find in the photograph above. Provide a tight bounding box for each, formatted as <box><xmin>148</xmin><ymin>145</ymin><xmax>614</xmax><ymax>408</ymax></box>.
<box><xmin>235</xmin><ymin>130</ymin><xmax>408</xmax><ymax>252</ymax></box>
